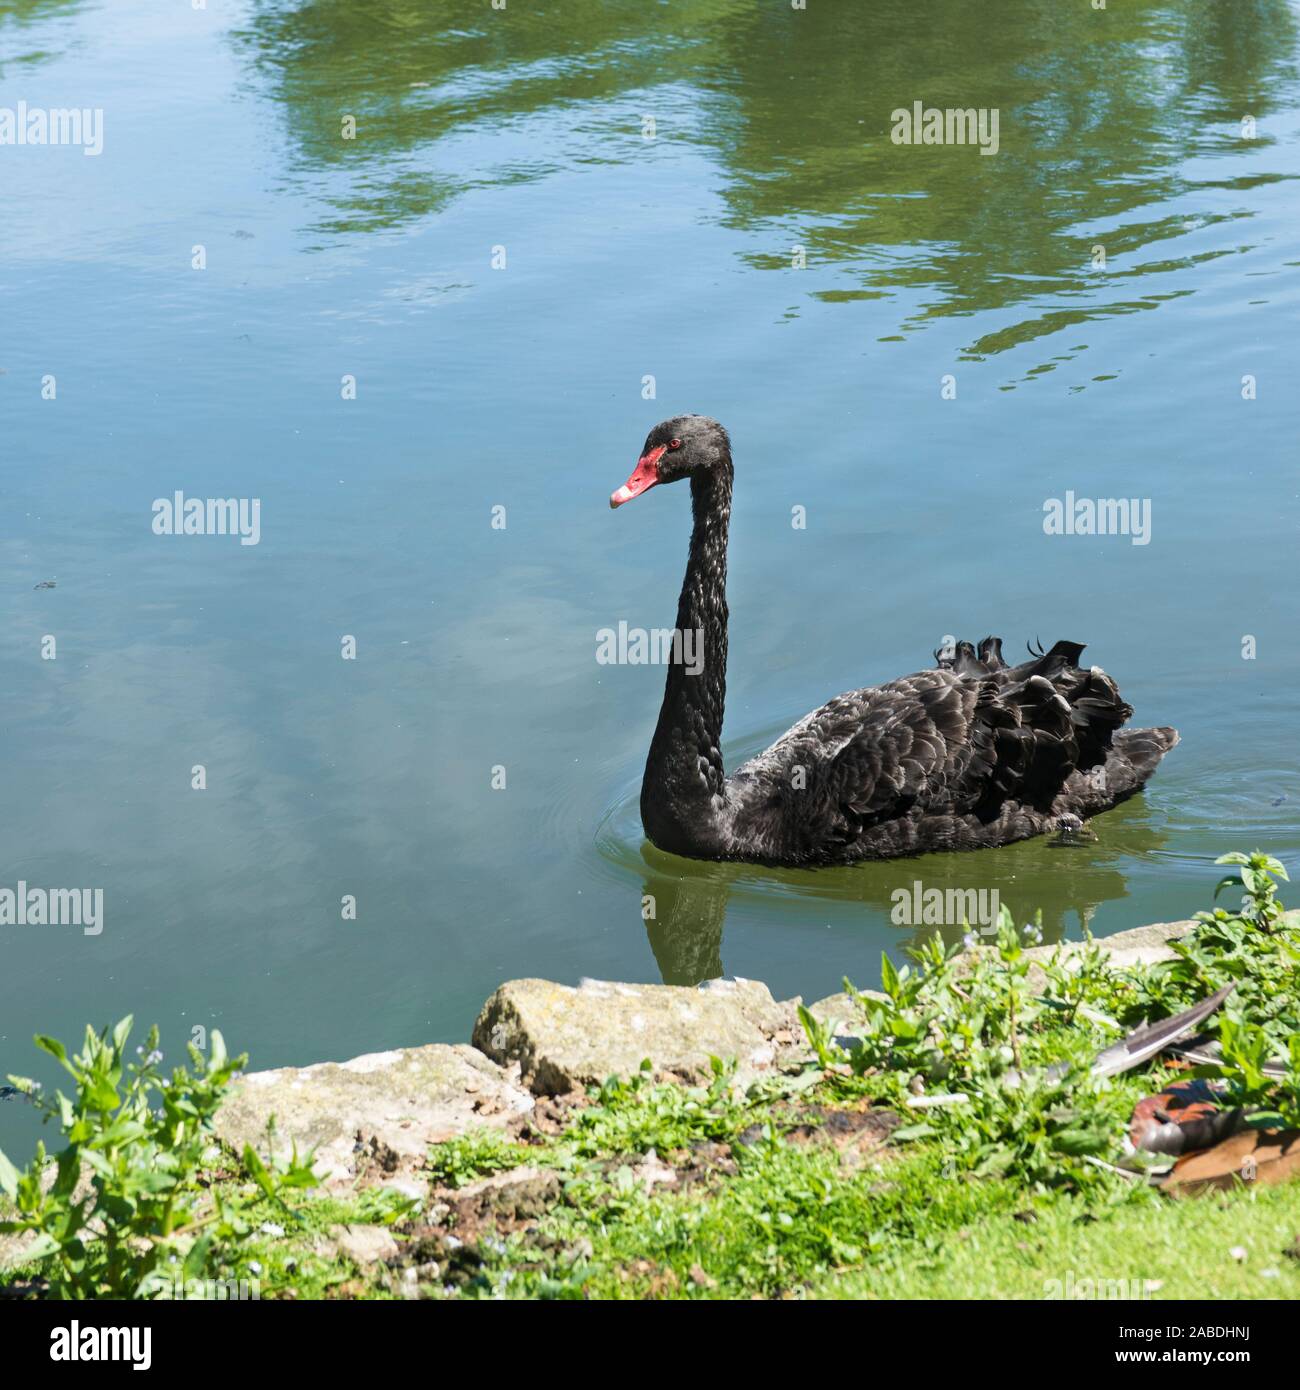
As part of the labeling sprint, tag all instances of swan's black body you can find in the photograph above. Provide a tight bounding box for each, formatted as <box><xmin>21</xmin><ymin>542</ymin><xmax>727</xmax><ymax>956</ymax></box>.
<box><xmin>612</xmin><ymin>416</ymin><xmax>1177</xmax><ymax>866</ymax></box>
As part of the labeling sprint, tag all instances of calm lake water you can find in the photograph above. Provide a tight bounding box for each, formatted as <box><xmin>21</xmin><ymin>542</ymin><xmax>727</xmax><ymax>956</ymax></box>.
<box><xmin>3</xmin><ymin>0</ymin><xmax>1299</xmax><ymax>1147</ymax></box>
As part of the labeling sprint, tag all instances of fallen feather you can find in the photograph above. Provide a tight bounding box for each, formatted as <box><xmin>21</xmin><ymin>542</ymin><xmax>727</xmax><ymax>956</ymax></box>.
<box><xmin>905</xmin><ymin>1092</ymin><xmax>969</xmax><ymax>1109</ymax></box>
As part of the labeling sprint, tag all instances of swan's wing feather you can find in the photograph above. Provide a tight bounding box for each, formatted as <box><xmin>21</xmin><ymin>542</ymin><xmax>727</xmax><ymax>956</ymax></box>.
<box><xmin>730</xmin><ymin>638</ymin><xmax>1154</xmax><ymax>860</ymax></box>
<box><xmin>821</xmin><ymin>672</ymin><xmax>977</xmax><ymax>831</ymax></box>
<box><xmin>731</xmin><ymin>671</ymin><xmax>962</xmax><ymax>852</ymax></box>
<box><xmin>824</xmin><ymin>647</ymin><xmax>1135</xmax><ymax>839</ymax></box>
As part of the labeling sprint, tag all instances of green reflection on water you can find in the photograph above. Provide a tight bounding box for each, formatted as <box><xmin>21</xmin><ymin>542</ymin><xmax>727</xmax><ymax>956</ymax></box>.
<box><xmin>232</xmin><ymin>0</ymin><xmax>1296</xmax><ymax>353</ymax></box>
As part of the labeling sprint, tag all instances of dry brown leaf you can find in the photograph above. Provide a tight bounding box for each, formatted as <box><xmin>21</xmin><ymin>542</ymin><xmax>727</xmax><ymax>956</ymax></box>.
<box><xmin>1162</xmin><ymin>1128</ymin><xmax>1300</xmax><ymax>1195</ymax></box>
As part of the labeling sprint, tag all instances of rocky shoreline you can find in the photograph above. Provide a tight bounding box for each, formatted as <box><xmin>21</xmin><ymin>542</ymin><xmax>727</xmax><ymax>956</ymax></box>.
<box><xmin>213</xmin><ymin>918</ymin><xmax>1195</xmax><ymax>1192</ymax></box>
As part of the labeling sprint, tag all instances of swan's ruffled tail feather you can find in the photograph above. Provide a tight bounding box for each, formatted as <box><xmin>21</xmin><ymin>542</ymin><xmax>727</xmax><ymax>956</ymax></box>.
<box><xmin>1054</xmin><ymin>724</ymin><xmax>1179</xmax><ymax>818</ymax></box>
<box><xmin>1114</xmin><ymin>726</ymin><xmax>1180</xmax><ymax>782</ymax></box>
<box><xmin>1064</xmin><ymin>666</ymin><xmax>1133</xmax><ymax>767</ymax></box>
<box><xmin>935</xmin><ymin>633</ymin><xmax>1176</xmax><ymax>814</ymax></box>
<box><xmin>1047</xmin><ymin>639</ymin><xmax>1087</xmax><ymax>667</ymax></box>
<box><xmin>932</xmin><ymin>634</ymin><xmax>1010</xmax><ymax>677</ymax></box>
<box><xmin>934</xmin><ymin>634</ymin><xmax>1085</xmax><ymax>681</ymax></box>
<box><xmin>1009</xmin><ymin>638</ymin><xmax>1087</xmax><ymax>682</ymax></box>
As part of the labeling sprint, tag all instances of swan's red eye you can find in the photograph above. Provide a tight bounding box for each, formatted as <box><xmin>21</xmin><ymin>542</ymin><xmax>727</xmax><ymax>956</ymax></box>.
<box><xmin>667</xmin><ymin>438</ymin><xmax>683</xmax><ymax>451</ymax></box>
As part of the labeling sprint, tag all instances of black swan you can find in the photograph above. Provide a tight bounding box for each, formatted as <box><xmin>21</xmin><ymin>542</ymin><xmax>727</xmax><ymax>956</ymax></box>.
<box><xmin>610</xmin><ymin>414</ymin><xmax>1178</xmax><ymax>866</ymax></box>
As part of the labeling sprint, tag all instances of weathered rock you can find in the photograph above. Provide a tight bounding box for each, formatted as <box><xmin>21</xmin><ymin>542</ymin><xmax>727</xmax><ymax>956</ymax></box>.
<box><xmin>417</xmin><ymin>1167</ymin><xmax>564</xmax><ymax>1245</ymax></box>
<box><xmin>331</xmin><ymin>1223</ymin><xmax>399</xmax><ymax>1266</ymax></box>
<box><xmin>806</xmin><ymin>992</ymin><xmax>859</xmax><ymax>1024</ymax></box>
<box><xmin>627</xmin><ymin>1150</ymin><xmax>680</xmax><ymax>1194</ymax></box>
<box><xmin>470</xmin><ymin>921</ymin><xmax>1205</xmax><ymax>1100</ymax></box>
<box><xmin>1026</xmin><ymin>917</ymin><xmax>1196</xmax><ymax>971</ymax></box>
<box><xmin>472</xmin><ymin>977</ymin><xmax>799</xmax><ymax>1095</ymax></box>
<box><xmin>214</xmin><ymin>1043</ymin><xmax>533</xmax><ymax>1185</ymax></box>
<box><xmin>0</xmin><ymin>1228</ymin><xmax>40</xmax><ymax>1273</ymax></box>
<box><xmin>452</xmin><ymin>1166</ymin><xmax>561</xmax><ymax>1219</ymax></box>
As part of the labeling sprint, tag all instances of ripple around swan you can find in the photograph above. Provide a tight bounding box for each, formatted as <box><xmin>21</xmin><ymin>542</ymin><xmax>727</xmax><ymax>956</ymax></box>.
<box><xmin>1153</xmin><ymin>762</ymin><xmax>1298</xmax><ymax>836</ymax></box>
<box><xmin>1129</xmin><ymin>761</ymin><xmax>1300</xmax><ymax>884</ymax></box>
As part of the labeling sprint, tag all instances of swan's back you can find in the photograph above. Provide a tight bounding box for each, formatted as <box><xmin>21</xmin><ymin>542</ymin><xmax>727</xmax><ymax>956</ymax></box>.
<box><xmin>724</xmin><ymin>637</ymin><xmax>1176</xmax><ymax>864</ymax></box>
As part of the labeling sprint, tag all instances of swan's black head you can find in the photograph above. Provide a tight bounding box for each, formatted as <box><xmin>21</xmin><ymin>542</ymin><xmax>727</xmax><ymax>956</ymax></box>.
<box><xmin>610</xmin><ymin>415</ymin><xmax>730</xmax><ymax>508</ymax></box>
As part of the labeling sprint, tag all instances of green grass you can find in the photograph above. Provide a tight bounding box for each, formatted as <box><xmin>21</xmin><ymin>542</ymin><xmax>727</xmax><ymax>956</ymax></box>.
<box><xmin>816</xmin><ymin>1179</ymin><xmax>1300</xmax><ymax>1300</ymax></box>
<box><xmin>464</xmin><ymin>1143</ymin><xmax>1030</xmax><ymax>1300</ymax></box>
<box><xmin>410</xmin><ymin>1058</ymin><xmax>1299</xmax><ymax>1301</ymax></box>
<box><xmin>204</xmin><ymin>1185</ymin><xmax>415</xmax><ymax>1300</ymax></box>
<box><xmin>426</xmin><ymin>1128</ymin><xmax>529</xmax><ymax>1189</ymax></box>
<box><xmin>7</xmin><ymin>1063</ymin><xmax>1298</xmax><ymax>1302</ymax></box>
<box><xmin>433</xmin><ymin>1104</ymin><xmax>1300</xmax><ymax>1301</ymax></box>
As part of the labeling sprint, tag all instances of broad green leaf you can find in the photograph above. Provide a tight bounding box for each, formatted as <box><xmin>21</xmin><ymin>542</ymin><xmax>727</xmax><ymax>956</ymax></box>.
<box><xmin>880</xmin><ymin>952</ymin><xmax>900</xmax><ymax>998</ymax></box>
<box><xmin>1054</xmin><ymin>1128</ymin><xmax>1107</xmax><ymax>1156</ymax></box>
<box><xmin>242</xmin><ymin>1144</ymin><xmax>275</xmax><ymax>1199</ymax></box>
<box><xmin>889</xmin><ymin>1123</ymin><xmax>936</xmax><ymax>1142</ymax></box>
<box><xmin>33</xmin><ymin>1035</ymin><xmax>78</xmax><ymax>1078</ymax></box>
<box><xmin>19</xmin><ymin>1232</ymin><xmax>61</xmax><ymax>1263</ymax></box>
<box><xmin>87</xmin><ymin>1078</ymin><xmax>120</xmax><ymax>1111</ymax></box>
<box><xmin>183</xmin><ymin>1231</ymin><xmax>214</xmax><ymax>1280</ymax></box>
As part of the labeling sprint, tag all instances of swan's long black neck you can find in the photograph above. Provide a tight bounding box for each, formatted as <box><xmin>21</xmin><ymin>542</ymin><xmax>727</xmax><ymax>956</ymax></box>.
<box><xmin>640</xmin><ymin>461</ymin><xmax>733</xmax><ymax>856</ymax></box>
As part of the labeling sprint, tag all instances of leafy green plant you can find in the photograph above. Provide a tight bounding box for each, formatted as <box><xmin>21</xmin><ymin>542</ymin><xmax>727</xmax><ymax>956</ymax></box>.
<box><xmin>796</xmin><ymin>1004</ymin><xmax>840</xmax><ymax>1071</ymax></box>
<box><xmin>834</xmin><ymin>911</ymin><xmax>1073</xmax><ymax>1090</ymax></box>
<box><xmin>560</xmin><ymin>1057</ymin><xmax>747</xmax><ymax>1160</ymax></box>
<box><xmin>427</xmin><ymin>1128</ymin><xmax>529</xmax><ymax>1188</ymax></box>
<box><xmin>1214</xmin><ymin>851</ymin><xmax>1291</xmax><ymax>934</ymax></box>
<box><xmin>423</xmin><ymin>1057</ymin><xmax>754</xmax><ymax>1196</ymax></box>
<box><xmin>1038</xmin><ymin>928</ymin><xmax>1130</xmax><ymax>1025</ymax></box>
<box><xmin>1153</xmin><ymin>853</ymin><xmax>1299</xmax><ymax>1042</ymax></box>
<box><xmin>801</xmin><ymin>917</ymin><xmax>1138</xmax><ymax>1182</ymax></box>
<box><xmin>1189</xmin><ymin>1010</ymin><xmax>1300</xmax><ymax>1128</ymax></box>
<box><xmin>0</xmin><ymin>1018</ymin><xmax>316</xmax><ymax>1298</ymax></box>
<box><xmin>800</xmin><ymin>849</ymin><xmax>1299</xmax><ymax>1190</ymax></box>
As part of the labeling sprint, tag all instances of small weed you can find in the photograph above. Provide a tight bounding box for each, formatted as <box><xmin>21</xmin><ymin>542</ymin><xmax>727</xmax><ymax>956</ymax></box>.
<box><xmin>0</xmin><ymin>1019</ymin><xmax>316</xmax><ymax>1299</ymax></box>
<box><xmin>427</xmin><ymin>1129</ymin><xmax>529</xmax><ymax>1188</ymax></box>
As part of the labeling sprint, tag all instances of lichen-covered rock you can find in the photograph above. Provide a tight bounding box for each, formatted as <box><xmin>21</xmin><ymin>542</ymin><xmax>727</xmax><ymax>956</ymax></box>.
<box><xmin>214</xmin><ymin>1044</ymin><xmax>533</xmax><ymax>1185</ymax></box>
<box><xmin>472</xmin><ymin>977</ymin><xmax>799</xmax><ymax>1095</ymax></box>
<box><xmin>452</xmin><ymin>1167</ymin><xmax>562</xmax><ymax>1220</ymax></box>
<box><xmin>330</xmin><ymin>1223</ymin><xmax>400</xmax><ymax>1266</ymax></box>
<box><xmin>1029</xmin><ymin>917</ymin><xmax>1195</xmax><ymax>969</ymax></box>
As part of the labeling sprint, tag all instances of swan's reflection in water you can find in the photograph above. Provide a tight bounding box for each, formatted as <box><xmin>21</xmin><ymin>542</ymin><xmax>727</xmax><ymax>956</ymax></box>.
<box><xmin>635</xmin><ymin>799</ymin><xmax>1171</xmax><ymax>986</ymax></box>
<box><xmin>643</xmin><ymin>867</ymin><xmax>730</xmax><ymax>986</ymax></box>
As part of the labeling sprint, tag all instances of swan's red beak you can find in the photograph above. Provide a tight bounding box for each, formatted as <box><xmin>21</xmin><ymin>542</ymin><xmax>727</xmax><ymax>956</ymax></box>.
<box><xmin>610</xmin><ymin>446</ymin><xmax>665</xmax><ymax>509</ymax></box>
